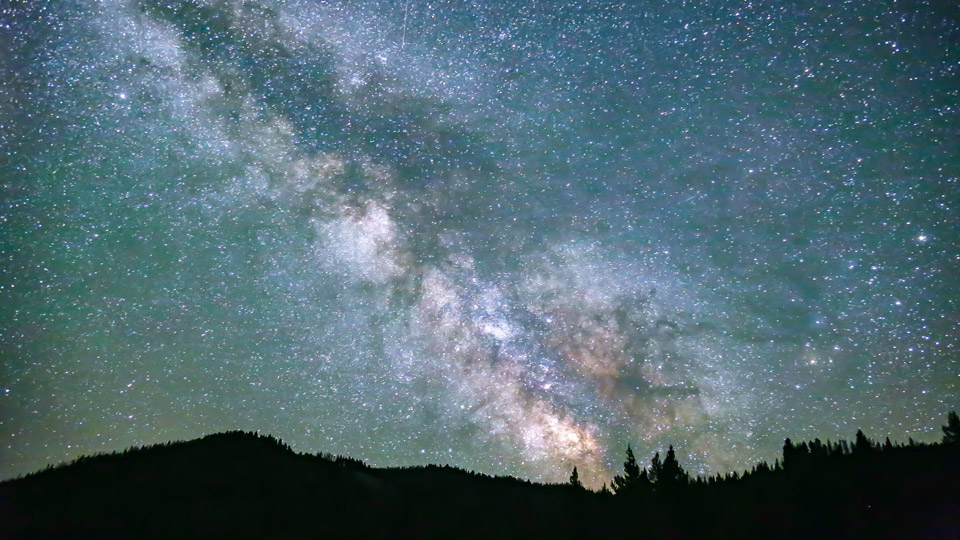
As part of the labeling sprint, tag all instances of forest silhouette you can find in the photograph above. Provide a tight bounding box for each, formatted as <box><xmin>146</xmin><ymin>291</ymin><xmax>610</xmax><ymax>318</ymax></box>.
<box><xmin>1</xmin><ymin>412</ymin><xmax>958</xmax><ymax>539</ymax></box>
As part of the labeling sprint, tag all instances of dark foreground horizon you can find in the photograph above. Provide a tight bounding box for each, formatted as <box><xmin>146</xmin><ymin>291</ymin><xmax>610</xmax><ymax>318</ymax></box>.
<box><xmin>2</xmin><ymin>417</ymin><xmax>959</xmax><ymax>539</ymax></box>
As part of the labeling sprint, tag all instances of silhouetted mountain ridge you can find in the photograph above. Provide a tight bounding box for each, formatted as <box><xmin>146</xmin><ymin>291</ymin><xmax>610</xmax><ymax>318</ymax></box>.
<box><xmin>1</xmin><ymin>425</ymin><xmax>958</xmax><ymax>539</ymax></box>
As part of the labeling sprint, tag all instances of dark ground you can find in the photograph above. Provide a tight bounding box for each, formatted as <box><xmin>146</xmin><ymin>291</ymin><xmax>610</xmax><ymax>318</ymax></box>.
<box><xmin>1</xmin><ymin>431</ymin><xmax>958</xmax><ymax>539</ymax></box>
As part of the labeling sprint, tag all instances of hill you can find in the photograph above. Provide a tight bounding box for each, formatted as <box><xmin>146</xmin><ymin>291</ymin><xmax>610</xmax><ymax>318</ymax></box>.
<box><xmin>1</xmin><ymin>429</ymin><xmax>958</xmax><ymax>539</ymax></box>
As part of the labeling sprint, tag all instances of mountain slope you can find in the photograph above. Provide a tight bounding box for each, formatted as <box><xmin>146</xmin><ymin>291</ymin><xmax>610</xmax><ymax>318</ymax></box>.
<box><xmin>1</xmin><ymin>431</ymin><xmax>957</xmax><ymax>539</ymax></box>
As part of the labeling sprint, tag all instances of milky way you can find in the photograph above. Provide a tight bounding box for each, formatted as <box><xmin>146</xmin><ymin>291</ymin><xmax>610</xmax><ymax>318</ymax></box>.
<box><xmin>2</xmin><ymin>0</ymin><xmax>958</xmax><ymax>487</ymax></box>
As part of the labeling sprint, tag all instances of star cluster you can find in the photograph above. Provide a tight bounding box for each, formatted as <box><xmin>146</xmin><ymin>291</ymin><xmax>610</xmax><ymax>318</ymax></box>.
<box><xmin>1</xmin><ymin>0</ymin><xmax>957</xmax><ymax>487</ymax></box>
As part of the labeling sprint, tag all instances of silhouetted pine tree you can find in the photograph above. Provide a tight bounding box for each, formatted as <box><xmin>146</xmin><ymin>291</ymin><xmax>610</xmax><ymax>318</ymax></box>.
<box><xmin>612</xmin><ymin>445</ymin><xmax>646</xmax><ymax>494</ymax></box>
<box><xmin>782</xmin><ymin>438</ymin><xmax>796</xmax><ymax>470</ymax></box>
<box><xmin>569</xmin><ymin>466</ymin><xmax>583</xmax><ymax>489</ymax></box>
<box><xmin>854</xmin><ymin>429</ymin><xmax>873</xmax><ymax>454</ymax></box>
<box><xmin>648</xmin><ymin>451</ymin><xmax>663</xmax><ymax>484</ymax></box>
<box><xmin>942</xmin><ymin>411</ymin><xmax>960</xmax><ymax>445</ymax></box>
<box><xmin>658</xmin><ymin>446</ymin><xmax>688</xmax><ymax>487</ymax></box>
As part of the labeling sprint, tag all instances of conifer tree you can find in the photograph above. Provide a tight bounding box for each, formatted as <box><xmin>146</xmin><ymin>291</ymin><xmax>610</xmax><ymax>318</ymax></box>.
<box><xmin>612</xmin><ymin>445</ymin><xmax>644</xmax><ymax>494</ymax></box>
<box><xmin>648</xmin><ymin>451</ymin><xmax>663</xmax><ymax>485</ymax></box>
<box><xmin>569</xmin><ymin>466</ymin><xmax>583</xmax><ymax>489</ymax></box>
<box><xmin>658</xmin><ymin>445</ymin><xmax>688</xmax><ymax>486</ymax></box>
<box><xmin>942</xmin><ymin>411</ymin><xmax>960</xmax><ymax>445</ymax></box>
<box><xmin>854</xmin><ymin>429</ymin><xmax>873</xmax><ymax>454</ymax></box>
<box><xmin>782</xmin><ymin>438</ymin><xmax>795</xmax><ymax>470</ymax></box>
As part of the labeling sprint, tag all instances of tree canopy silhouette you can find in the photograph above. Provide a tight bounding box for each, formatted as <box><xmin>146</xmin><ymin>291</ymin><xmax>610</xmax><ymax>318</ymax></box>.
<box><xmin>569</xmin><ymin>466</ymin><xmax>582</xmax><ymax>489</ymax></box>
<box><xmin>657</xmin><ymin>445</ymin><xmax>688</xmax><ymax>487</ymax></box>
<box><xmin>2</xmin><ymin>413</ymin><xmax>959</xmax><ymax>539</ymax></box>
<box><xmin>943</xmin><ymin>410</ymin><xmax>960</xmax><ymax>445</ymax></box>
<box><xmin>611</xmin><ymin>444</ymin><xmax>647</xmax><ymax>494</ymax></box>
<box><xmin>854</xmin><ymin>429</ymin><xmax>873</xmax><ymax>454</ymax></box>
<box><xmin>648</xmin><ymin>450</ymin><xmax>662</xmax><ymax>484</ymax></box>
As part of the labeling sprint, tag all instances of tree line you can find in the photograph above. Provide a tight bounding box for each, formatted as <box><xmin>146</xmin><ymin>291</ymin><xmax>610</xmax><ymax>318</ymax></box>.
<box><xmin>571</xmin><ymin>410</ymin><xmax>960</xmax><ymax>494</ymax></box>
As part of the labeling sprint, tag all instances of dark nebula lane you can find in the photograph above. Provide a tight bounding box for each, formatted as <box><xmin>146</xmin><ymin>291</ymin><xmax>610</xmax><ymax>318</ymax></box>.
<box><xmin>1</xmin><ymin>0</ymin><xmax>958</xmax><ymax>487</ymax></box>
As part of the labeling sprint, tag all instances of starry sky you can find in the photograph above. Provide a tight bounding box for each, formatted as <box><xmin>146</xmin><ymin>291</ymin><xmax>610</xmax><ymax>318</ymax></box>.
<box><xmin>1</xmin><ymin>0</ymin><xmax>958</xmax><ymax>487</ymax></box>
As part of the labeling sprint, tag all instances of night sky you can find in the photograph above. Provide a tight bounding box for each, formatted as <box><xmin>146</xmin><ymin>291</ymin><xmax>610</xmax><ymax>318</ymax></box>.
<box><xmin>2</xmin><ymin>0</ymin><xmax>958</xmax><ymax>487</ymax></box>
